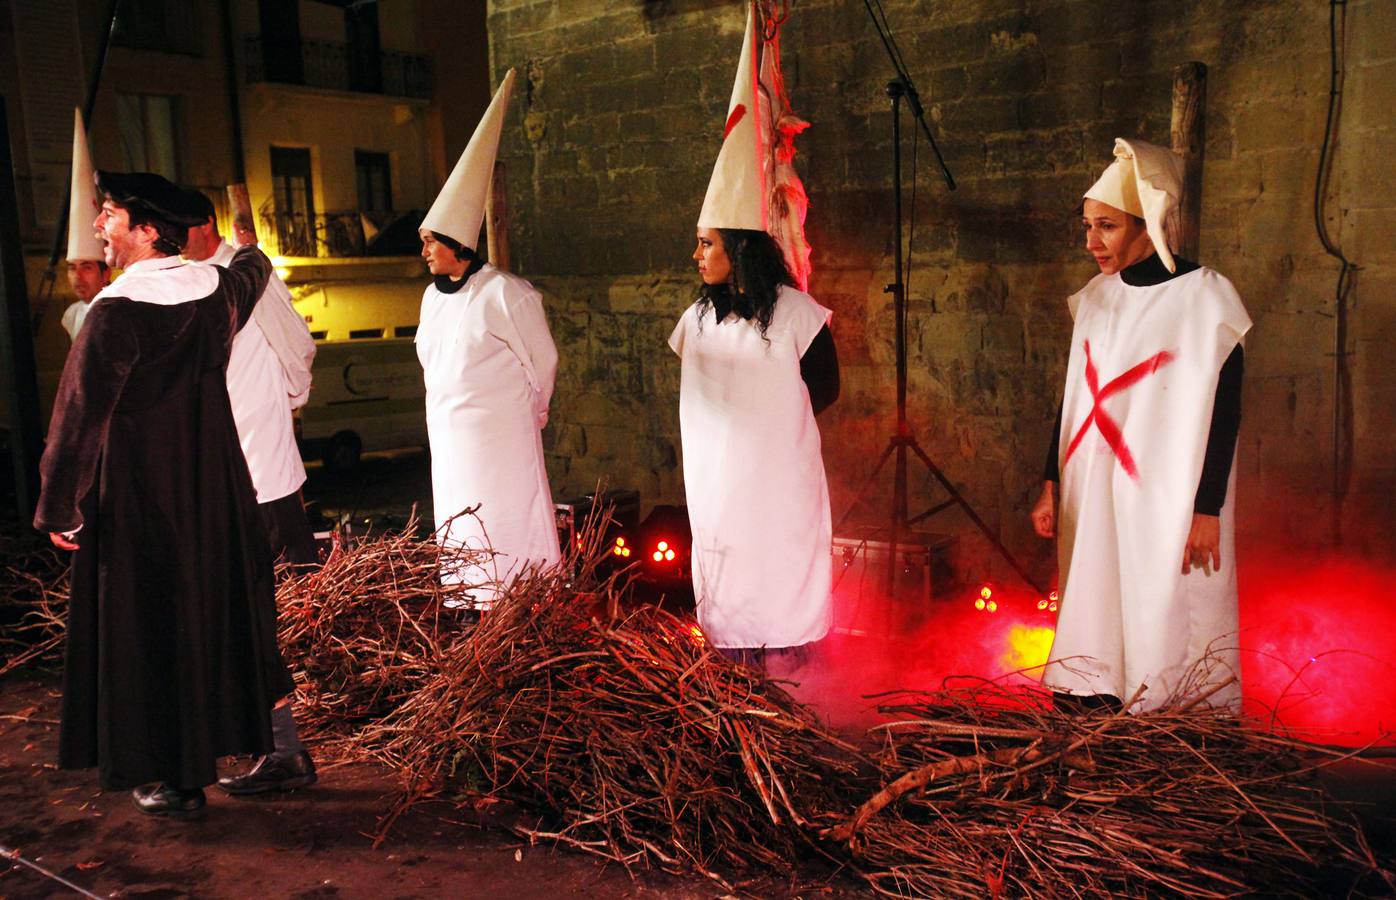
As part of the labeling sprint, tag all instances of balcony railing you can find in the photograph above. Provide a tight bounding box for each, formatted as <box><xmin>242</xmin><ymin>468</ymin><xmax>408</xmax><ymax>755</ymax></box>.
<box><xmin>259</xmin><ymin>205</ymin><xmax>424</xmax><ymax>259</ymax></box>
<box><xmin>244</xmin><ymin>36</ymin><xmax>433</xmax><ymax>100</ymax></box>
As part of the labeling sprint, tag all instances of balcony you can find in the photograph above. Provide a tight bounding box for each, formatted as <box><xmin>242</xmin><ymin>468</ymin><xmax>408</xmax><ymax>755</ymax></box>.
<box><xmin>244</xmin><ymin>36</ymin><xmax>433</xmax><ymax>100</ymax></box>
<box><xmin>259</xmin><ymin>205</ymin><xmax>425</xmax><ymax>260</ymax></box>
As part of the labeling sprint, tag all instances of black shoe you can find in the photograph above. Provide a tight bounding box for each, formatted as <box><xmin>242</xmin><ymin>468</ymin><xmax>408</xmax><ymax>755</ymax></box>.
<box><xmin>218</xmin><ymin>750</ymin><xmax>317</xmax><ymax>796</ymax></box>
<box><xmin>132</xmin><ymin>783</ymin><xmax>206</xmax><ymax>820</ymax></box>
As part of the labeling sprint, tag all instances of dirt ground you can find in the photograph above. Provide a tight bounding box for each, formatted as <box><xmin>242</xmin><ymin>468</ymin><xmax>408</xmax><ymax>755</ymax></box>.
<box><xmin>0</xmin><ymin>674</ymin><xmax>829</xmax><ymax>900</ymax></box>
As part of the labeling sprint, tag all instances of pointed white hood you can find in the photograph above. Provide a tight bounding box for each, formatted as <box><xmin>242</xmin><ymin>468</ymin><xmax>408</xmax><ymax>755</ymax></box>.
<box><xmin>67</xmin><ymin>108</ymin><xmax>103</xmax><ymax>261</ymax></box>
<box><xmin>696</xmin><ymin>4</ymin><xmax>766</xmax><ymax>232</ymax></box>
<box><xmin>1083</xmin><ymin>138</ymin><xmax>1185</xmax><ymax>273</ymax></box>
<box><xmin>420</xmin><ymin>68</ymin><xmax>516</xmax><ymax>251</ymax></box>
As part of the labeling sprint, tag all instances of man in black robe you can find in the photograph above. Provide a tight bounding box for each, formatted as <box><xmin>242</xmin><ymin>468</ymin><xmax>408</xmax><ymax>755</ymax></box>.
<box><xmin>33</xmin><ymin>171</ymin><xmax>294</xmax><ymax>820</ymax></box>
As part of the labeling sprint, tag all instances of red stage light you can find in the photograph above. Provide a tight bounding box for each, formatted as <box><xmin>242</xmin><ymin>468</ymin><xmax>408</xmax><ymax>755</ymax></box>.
<box><xmin>652</xmin><ymin>551</ymin><xmax>663</xmax><ymax>562</ymax></box>
<box><xmin>986</xmin><ymin>600</ymin><xmax>998</xmax><ymax>613</ymax></box>
<box><xmin>1037</xmin><ymin>598</ymin><xmax>1049</xmax><ymax>610</ymax></box>
<box><xmin>658</xmin><ymin>540</ymin><xmax>669</xmax><ymax>551</ymax></box>
<box><xmin>974</xmin><ymin>597</ymin><xmax>986</xmax><ymax>610</ymax></box>
<box><xmin>664</xmin><ymin>549</ymin><xmax>675</xmax><ymax>561</ymax></box>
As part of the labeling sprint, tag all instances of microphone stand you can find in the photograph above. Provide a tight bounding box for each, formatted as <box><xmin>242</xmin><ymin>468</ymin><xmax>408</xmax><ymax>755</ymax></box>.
<box><xmin>845</xmin><ymin>0</ymin><xmax>1043</xmax><ymax>598</ymax></box>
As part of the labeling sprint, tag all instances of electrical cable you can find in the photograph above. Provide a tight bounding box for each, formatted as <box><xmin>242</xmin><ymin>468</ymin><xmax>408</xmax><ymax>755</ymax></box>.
<box><xmin>0</xmin><ymin>844</ymin><xmax>104</xmax><ymax>899</ymax></box>
<box><xmin>1313</xmin><ymin>0</ymin><xmax>1354</xmax><ymax>545</ymax></box>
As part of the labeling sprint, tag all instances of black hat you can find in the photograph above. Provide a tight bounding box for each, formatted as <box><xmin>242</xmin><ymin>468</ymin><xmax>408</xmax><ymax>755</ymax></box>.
<box><xmin>178</xmin><ymin>186</ymin><xmax>217</xmax><ymax>224</ymax></box>
<box><xmin>95</xmin><ymin>170</ymin><xmax>208</xmax><ymax>228</ymax></box>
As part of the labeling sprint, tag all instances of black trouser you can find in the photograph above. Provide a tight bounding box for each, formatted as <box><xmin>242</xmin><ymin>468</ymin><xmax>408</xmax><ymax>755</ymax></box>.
<box><xmin>258</xmin><ymin>489</ymin><xmax>318</xmax><ymax>570</ymax></box>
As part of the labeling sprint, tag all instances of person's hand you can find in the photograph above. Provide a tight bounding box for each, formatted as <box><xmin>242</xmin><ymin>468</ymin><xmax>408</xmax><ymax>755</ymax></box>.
<box><xmin>230</xmin><ymin>214</ymin><xmax>258</xmax><ymax>248</ymax></box>
<box><xmin>1182</xmin><ymin>513</ymin><xmax>1221</xmax><ymax>575</ymax></box>
<box><xmin>1031</xmin><ymin>481</ymin><xmax>1056</xmax><ymax>538</ymax></box>
<box><xmin>49</xmin><ymin>531</ymin><xmax>79</xmax><ymax>551</ymax></box>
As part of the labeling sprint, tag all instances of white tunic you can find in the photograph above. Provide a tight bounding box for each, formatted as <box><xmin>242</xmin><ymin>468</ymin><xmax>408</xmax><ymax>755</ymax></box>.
<box><xmin>208</xmin><ymin>241</ymin><xmax>309</xmax><ymax>504</ymax></box>
<box><xmin>1044</xmin><ymin>268</ymin><xmax>1251</xmax><ymax>711</ymax></box>
<box><xmin>669</xmin><ymin>285</ymin><xmax>833</xmax><ymax>649</ymax></box>
<box><xmin>416</xmin><ymin>266</ymin><xmax>560</xmax><ymax>600</ymax></box>
<box><xmin>61</xmin><ymin>301</ymin><xmax>90</xmax><ymax>342</ymax></box>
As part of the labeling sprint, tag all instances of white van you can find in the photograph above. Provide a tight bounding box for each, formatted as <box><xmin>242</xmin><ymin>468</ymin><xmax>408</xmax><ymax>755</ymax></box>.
<box><xmin>292</xmin><ymin>273</ymin><xmax>427</xmax><ymax>473</ymax></box>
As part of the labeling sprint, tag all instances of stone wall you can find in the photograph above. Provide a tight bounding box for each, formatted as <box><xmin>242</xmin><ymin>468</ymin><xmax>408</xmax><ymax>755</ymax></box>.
<box><xmin>487</xmin><ymin>0</ymin><xmax>1396</xmax><ymax>580</ymax></box>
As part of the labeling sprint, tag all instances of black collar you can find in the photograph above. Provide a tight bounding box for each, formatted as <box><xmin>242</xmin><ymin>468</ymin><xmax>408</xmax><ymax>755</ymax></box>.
<box><xmin>433</xmin><ymin>257</ymin><xmax>485</xmax><ymax>294</ymax></box>
<box><xmin>1120</xmin><ymin>252</ymin><xmax>1199</xmax><ymax>287</ymax></box>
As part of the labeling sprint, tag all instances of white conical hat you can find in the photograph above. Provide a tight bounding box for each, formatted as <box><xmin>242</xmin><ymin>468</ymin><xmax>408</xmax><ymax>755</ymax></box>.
<box><xmin>420</xmin><ymin>68</ymin><xmax>516</xmax><ymax>251</ymax></box>
<box><xmin>67</xmin><ymin>108</ymin><xmax>103</xmax><ymax>261</ymax></box>
<box><xmin>697</xmin><ymin>3</ymin><xmax>766</xmax><ymax>232</ymax></box>
<box><xmin>1083</xmin><ymin>137</ymin><xmax>1184</xmax><ymax>273</ymax></box>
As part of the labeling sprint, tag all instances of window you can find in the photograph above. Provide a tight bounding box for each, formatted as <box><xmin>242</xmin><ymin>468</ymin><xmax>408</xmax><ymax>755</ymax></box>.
<box><xmin>112</xmin><ymin>0</ymin><xmax>202</xmax><ymax>55</ymax></box>
<box><xmin>270</xmin><ymin>147</ymin><xmax>317</xmax><ymax>257</ymax></box>
<box><xmin>345</xmin><ymin>2</ymin><xmax>382</xmax><ymax>93</ymax></box>
<box><xmin>355</xmin><ymin>151</ymin><xmax>392</xmax><ymax>213</ymax></box>
<box><xmin>116</xmin><ymin>94</ymin><xmax>179</xmax><ymax>181</ymax></box>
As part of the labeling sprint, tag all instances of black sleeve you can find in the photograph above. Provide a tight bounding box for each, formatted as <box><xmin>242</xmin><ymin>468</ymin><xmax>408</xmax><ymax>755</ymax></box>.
<box><xmin>800</xmin><ymin>325</ymin><xmax>840</xmax><ymax>416</ymax></box>
<box><xmin>34</xmin><ymin>302</ymin><xmax>138</xmax><ymax>533</ymax></box>
<box><xmin>224</xmin><ymin>245</ymin><xmax>273</xmax><ymax>332</ymax></box>
<box><xmin>1193</xmin><ymin>345</ymin><xmax>1244</xmax><ymax>515</ymax></box>
<box><xmin>1044</xmin><ymin>400</ymin><xmax>1063</xmax><ymax>483</ymax></box>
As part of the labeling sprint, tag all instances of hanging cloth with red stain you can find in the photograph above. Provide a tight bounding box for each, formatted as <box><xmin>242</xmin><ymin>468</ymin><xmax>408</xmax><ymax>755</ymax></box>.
<box><xmin>1044</xmin><ymin>266</ymin><xmax>1251</xmax><ymax>711</ymax></box>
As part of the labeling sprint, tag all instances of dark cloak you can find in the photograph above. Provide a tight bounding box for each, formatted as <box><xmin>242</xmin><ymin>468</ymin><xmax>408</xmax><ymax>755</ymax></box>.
<box><xmin>34</xmin><ymin>247</ymin><xmax>294</xmax><ymax>791</ymax></box>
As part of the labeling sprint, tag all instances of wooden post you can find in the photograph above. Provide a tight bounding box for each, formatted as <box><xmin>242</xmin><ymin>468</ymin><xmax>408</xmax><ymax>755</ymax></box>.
<box><xmin>485</xmin><ymin>160</ymin><xmax>510</xmax><ymax>272</ymax></box>
<box><xmin>225</xmin><ymin>183</ymin><xmax>259</xmax><ymax>247</ymax></box>
<box><xmin>1170</xmin><ymin>61</ymin><xmax>1207</xmax><ymax>262</ymax></box>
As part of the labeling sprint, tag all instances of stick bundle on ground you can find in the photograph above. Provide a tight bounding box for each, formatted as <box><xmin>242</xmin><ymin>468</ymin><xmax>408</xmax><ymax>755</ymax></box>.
<box><xmin>0</xmin><ymin>533</ymin><xmax>69</xmax><ymax>678</ymax></box>
<box><xmin>831</xmin><ymin>681</ymin><xmax>1393</xmax><ymax>898</ymax></box>
<box><xmin>275</xmin><ymin>515</ymin><xmax>482</xmax><ymax>751</ymax></box>
<box><xmin>367</xmin><ymin>553</ymin><xmax>863</xmax><ymax>886</ymax></box>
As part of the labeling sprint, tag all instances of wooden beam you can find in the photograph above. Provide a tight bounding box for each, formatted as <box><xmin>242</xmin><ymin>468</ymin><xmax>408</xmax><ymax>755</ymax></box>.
<box><xmin>485</xmin><ymin>160</ymin><xmax>510</xmax><ymax>272</ymax></box>
<box><xmin>1170</xmin><ymin>61</ymin><xmax>1207</xmax><ymax>262</ymax></box>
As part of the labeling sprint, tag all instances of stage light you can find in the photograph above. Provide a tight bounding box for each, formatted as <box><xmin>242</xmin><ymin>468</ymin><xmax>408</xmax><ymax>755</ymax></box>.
<box><xmin>1037</xmin><ymin>598</ymin><xmax>1049</xmax><ymax>610</ymax></box>
<box><xmin>974</xmin><ymin>597</ymin><xmax>986</xmax><ymax>610</ymax></box>
<box><xmin>664</xmin><ymin>549</ymin><xmax>675</xmax><ymax>561</ymax></box>
<box><xmin>986</xmin><ymin>600</ymin><xmax>998</xmax><ymax>613</ymax></box>
<box><xmin>979</xmin><ymin>585</ymin><xmax>993</xmax><ymax>600</ymax></box>
<box><xmin>658</xmin><ymin>540</ymin><xmax>669</xmax><ymax>551</ymax></box>
<box><xmin>616</xmin><ymin>537</ymin><xmax>626</xmax><ymax>547</ymax></box>
<box><xmin>1048</xmin><ymin>601</ymin><xmax>1058</xmax><ymax>612</ymax></box>
<box><xmin>652</xmin><ymin>551</ymin><xmax>663</xmax><ymax>562</ymax></box>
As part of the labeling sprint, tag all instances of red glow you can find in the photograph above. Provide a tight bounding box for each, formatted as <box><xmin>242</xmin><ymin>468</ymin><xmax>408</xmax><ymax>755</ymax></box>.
<box><xmin>783</xmin><ymin>551</ymin><xmax>1395</xmax><ymax>746</ymax></box>
<box><xmin>688</xmin><ymin>624</ymin><xmax>706</xmax><ymax>646</ymax></box>
<box><xmin>1239</xmin><ymin>552</ymin><xmax>1396</xmax><ymax>746</ymax></box>
<box><xmin>652</xmin><ymin>551</ymin><xmax>663</xmax><ymax>562</ymax></box>
<box><xmin>657</xmin><ymin>540</ymin><xmax>669</xmax><ymax>552</ymax></box>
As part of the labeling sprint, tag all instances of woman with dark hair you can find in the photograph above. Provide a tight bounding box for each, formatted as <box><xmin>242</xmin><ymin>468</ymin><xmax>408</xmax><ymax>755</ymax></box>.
<box><xmin>671</xmin><ymin>219</ymin><xmax>839</xmax><ymax>669</ymax></box>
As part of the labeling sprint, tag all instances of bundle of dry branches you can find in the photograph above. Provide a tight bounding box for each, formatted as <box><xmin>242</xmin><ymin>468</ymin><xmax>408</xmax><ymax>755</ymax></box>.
<box><xmin>365</xmin><ymin>553</ymin><xmax>863</xmax><ymax>887</ymax></box>
<box><xmin>275</xmin><ymin>514</ymin><xmax>482</xmax><ymax>752</ymax></box>
<box><xmin>829</xmin><ymin>680</ymin><xmax>1394</xmax><ymax>898</ymax></box>
<box><xmin>0</xmin><ymin>533</ymin><xmax>69</xmax><ymax>678</ymax></box>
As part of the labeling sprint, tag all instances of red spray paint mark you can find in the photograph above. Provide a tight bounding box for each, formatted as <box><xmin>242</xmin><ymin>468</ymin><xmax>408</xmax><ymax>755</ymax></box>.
<box><xmin>1063</xmin><ymin>341</ymin><xmax>1176</xmax><ymax>480</ymax></box>
<box><xmin>723</xmin><ymin>104</ymin><xmax>746</xmax><ymax>139</ymax></box>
